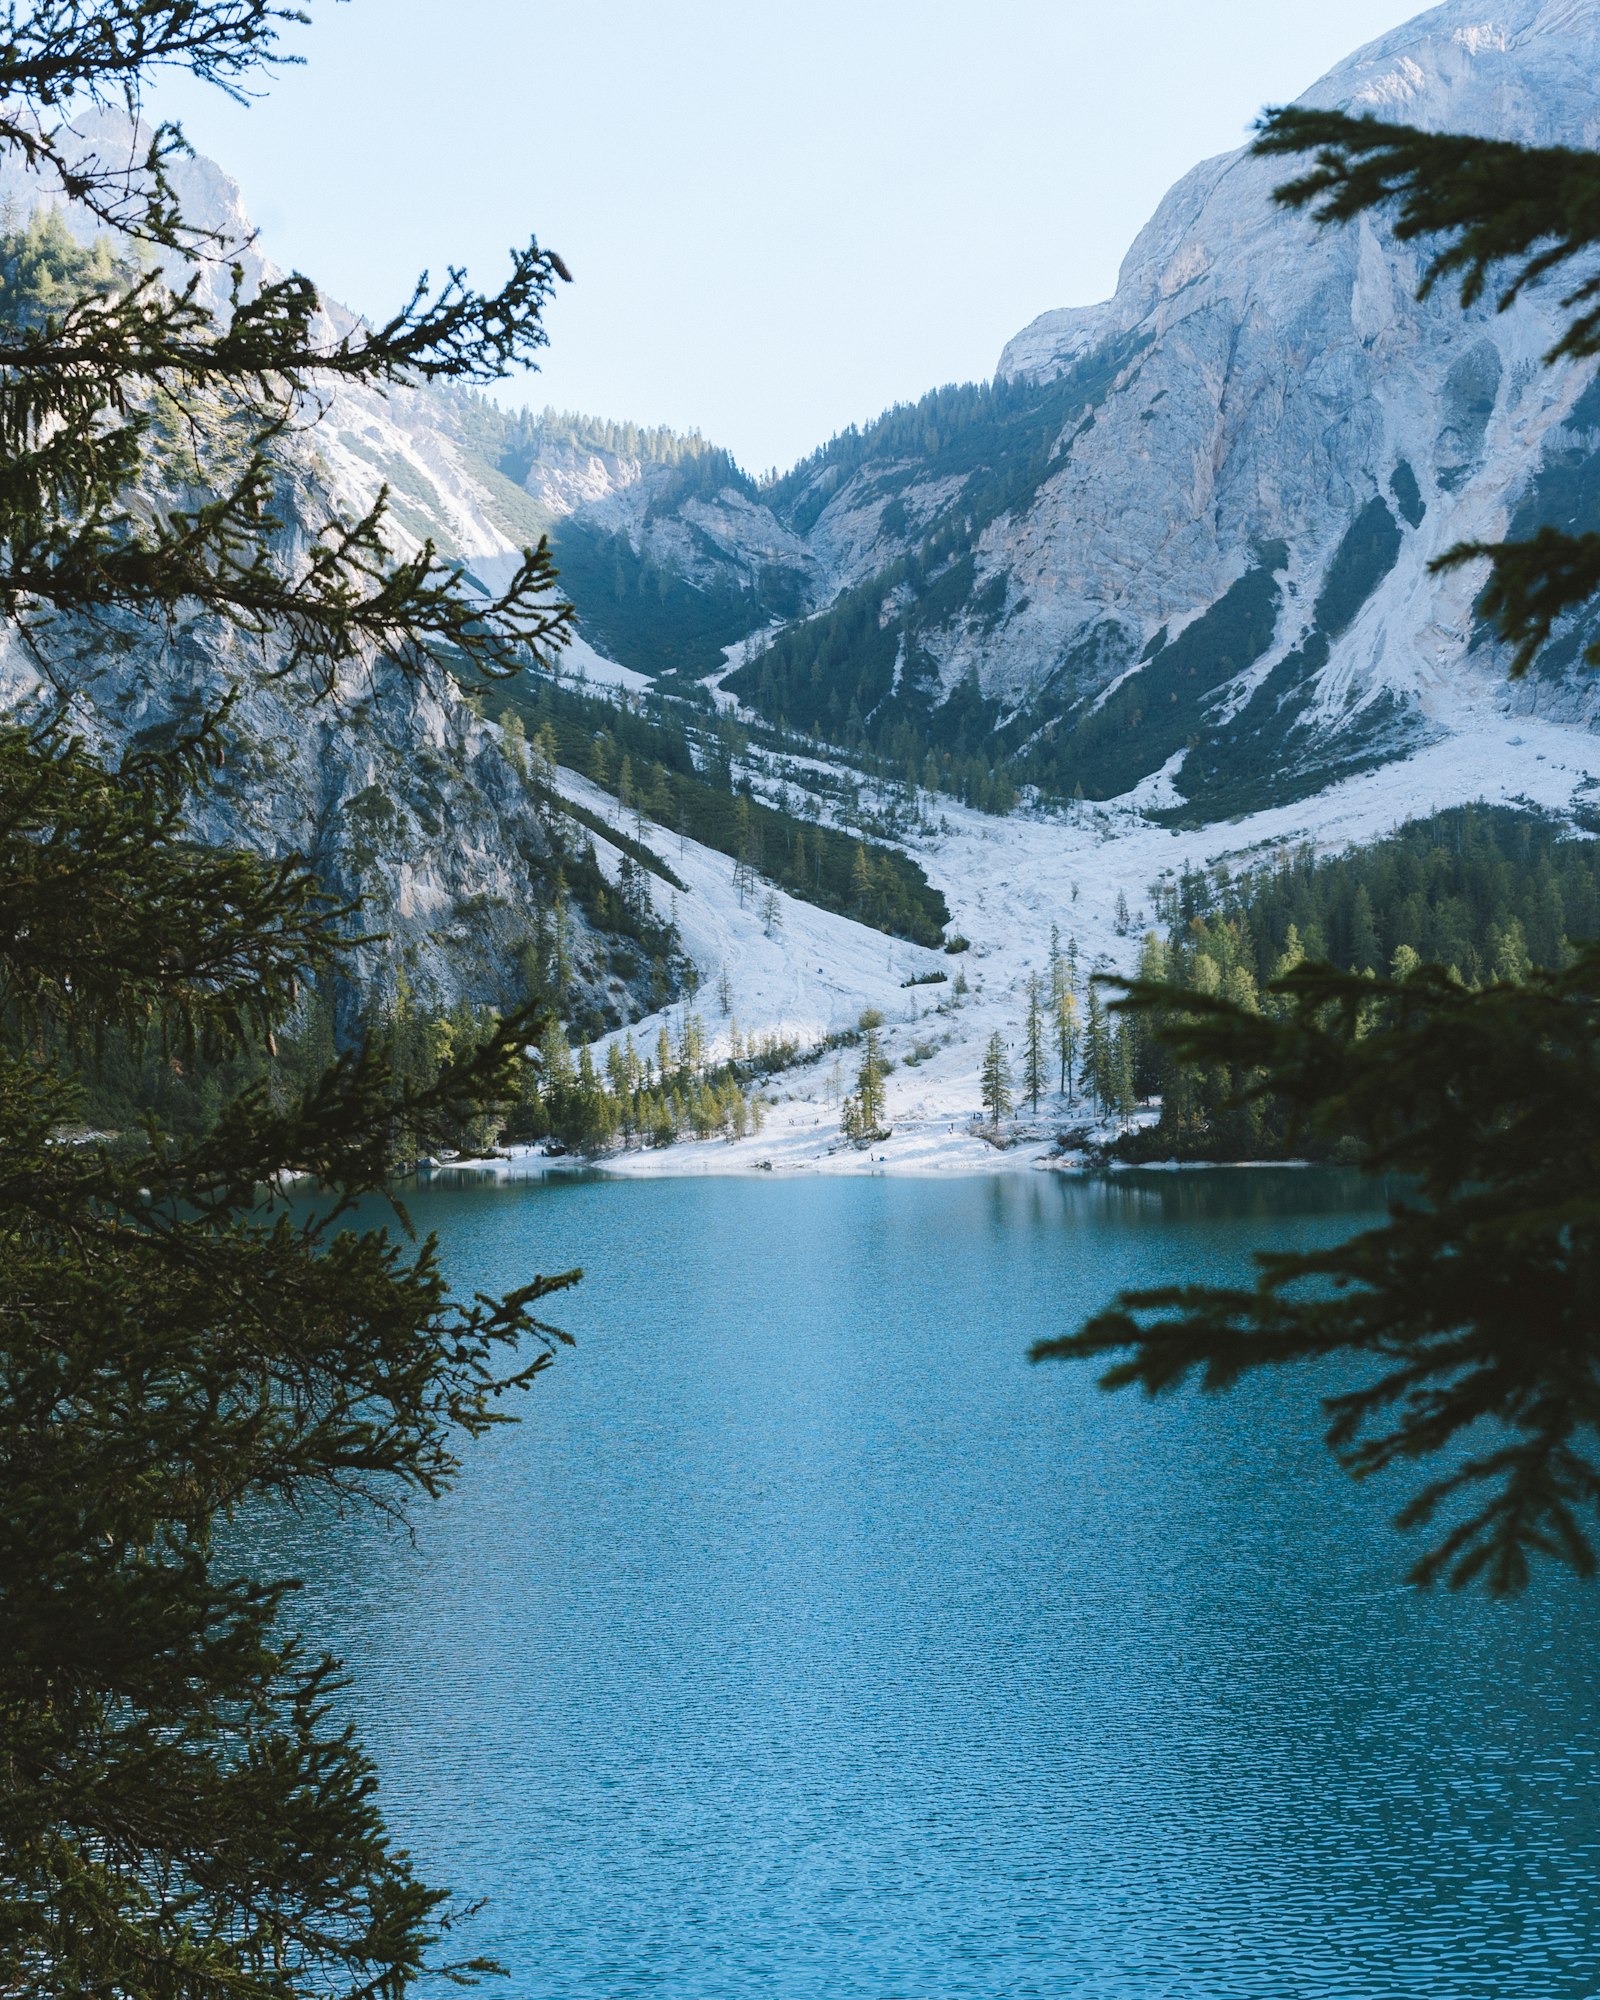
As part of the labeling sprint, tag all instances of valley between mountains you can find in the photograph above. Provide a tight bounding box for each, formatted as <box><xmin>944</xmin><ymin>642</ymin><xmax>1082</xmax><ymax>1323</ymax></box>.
<box><xmin>22</xmin><ymin>0</ymin><xmax>1600</xmax><ymax>1170</ymax></box>
<box><xmin>464</xmin><ymin>0</ymin><xmax>1600</xmax><ymax>1173</ymax></box>
<box><xmin>504</xmin><ymin>657</ymin><xmax>1600</xmax><ymax>1176</ymax></box>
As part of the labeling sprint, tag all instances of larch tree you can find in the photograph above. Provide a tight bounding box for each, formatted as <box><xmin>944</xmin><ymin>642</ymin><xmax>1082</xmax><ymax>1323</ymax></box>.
<box><xmin>856</xmin><ymin>1022</ymin><xmax>888</xmax><ymax>1133</ymax></box>
<box><xmin>1038</xmin><ymin>104</ymin><xmax>1600</xmax><ymax>1595</ymax></box>
<box><xmin>841</xmin><ymin>1017</ymin><xmax>888</xmax><ymax>1142</ymax></box>
<box><xmin>1055</xmin><ymin>983</ymin><xmax>1079</xmax><ymax>1101</ymax></box>
<box><xmin>1112</xmin><ymin>1022</ymin><xmax>1137</xmax><ymax>1131</ymax></box>
<box><xmin>0</xmin><ymin>4</ymin><xmax>592</xmax><ymax>1995</ymax></box>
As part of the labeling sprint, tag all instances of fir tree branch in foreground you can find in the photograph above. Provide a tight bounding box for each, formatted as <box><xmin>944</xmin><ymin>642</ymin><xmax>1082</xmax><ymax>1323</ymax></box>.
<box><xmin>0</xmin><ymin>700</ymin><xmax>575</xmax><ymax>1994</ymax></box>
<box><xmin>0</xmin><ymin>4</ymin><xmax>590</xmax><ymax>1988</ymax></box>
<box><xmin>0</xmin><ymin>24</ymin><xmax>577</xmax><ymax>686</ymax></box>
<box><xmin>1254</xmin><ymin>105</ymin><xmax>1600</xmax><ymax>672</ymax></box>
<box><xmin>1034</xmin><ymin>955</ymin><xmax>1600</xmax><ymax>1593</ymax></box>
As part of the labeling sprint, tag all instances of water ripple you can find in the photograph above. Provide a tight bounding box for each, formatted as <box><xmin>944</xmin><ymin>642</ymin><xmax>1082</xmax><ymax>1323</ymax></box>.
<box><xmin>257</xmin><ymin>1172</ymin><xmax>1600</xmax><ymax>2000</ymax></box>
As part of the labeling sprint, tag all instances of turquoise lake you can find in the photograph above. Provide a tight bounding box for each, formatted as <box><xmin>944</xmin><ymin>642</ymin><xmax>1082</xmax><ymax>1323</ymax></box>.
<box><xmin>267</xmin><ymin>1170</ymin><xmax>1600</xmax><ymax>1998</ymax></box>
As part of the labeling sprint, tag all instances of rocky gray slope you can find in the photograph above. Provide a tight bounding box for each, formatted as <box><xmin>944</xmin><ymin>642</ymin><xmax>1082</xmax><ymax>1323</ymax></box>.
<box><xmin>11</xmin><ymin>613</ymin><xmax>669</xmax><ymax>1032</ymax></box>
<box><xmin>531</xmin><ymin>0</ymin><xmax>1600</xmax><ymax>822</ymax></box>
<box><xmin>15</xmin><ymin>0</ymin><xmax>1600</xmax><ymax>1004</ymax></box>
<box><xmin>0</xmin><ymin>121</ymin><xmax>681</xmax><ymax>1028</ymax></box>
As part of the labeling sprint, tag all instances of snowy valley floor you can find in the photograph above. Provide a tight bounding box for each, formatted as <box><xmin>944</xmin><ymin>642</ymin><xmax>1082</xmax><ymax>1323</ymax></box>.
<box><xmin>483</xmin><ymin>692</ymin><xmax>1600</xmax><ymax>1181</ymax></box>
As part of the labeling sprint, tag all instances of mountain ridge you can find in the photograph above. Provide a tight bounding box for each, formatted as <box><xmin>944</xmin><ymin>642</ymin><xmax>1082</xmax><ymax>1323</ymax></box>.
<box><xmin>533</xmin><ymin>0</ymin><xmax>1600</xmax><ymax>823</ymax></box>
<box><xmin>8</xmin><ymin>0</ymin><xmax>1600</xmax><ymax>1051</ymax></box>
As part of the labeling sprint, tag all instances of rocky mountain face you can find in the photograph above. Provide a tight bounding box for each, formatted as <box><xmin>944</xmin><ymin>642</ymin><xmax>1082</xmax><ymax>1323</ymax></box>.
<box><xmin>13</xmin><ymin>0</ymin><xmax>1600</xmax><ymax>1032</ymax></box>
<box><xmin>8</xmin><ymin>609</ymin><xmax>668</xmax><ymax>1034</ymax></box>
<box><xmin>532</xmin><ymin>0</ymin><xmax>1600</xmax><ymax>823</ymax></box>
<box><xmin>0</xmin><ymin>121</ymin><xmax>679</xmax><ymax>1029</ymax></box>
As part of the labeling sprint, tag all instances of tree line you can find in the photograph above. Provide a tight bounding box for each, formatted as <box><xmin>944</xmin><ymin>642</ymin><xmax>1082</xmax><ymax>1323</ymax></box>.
<box><xmin>1120</xmin><ymin>804</ymin><xmax>1600</xmax><ymax>1160</ymax></box>
<box><xmin>514</xmin><ymin>1011</ymin><xmax>796</xmax><ymax>1154</ymax></box>
<box><xmin>489</xmin><ymin>670</ymin><xmax>952</xmax><ymax>945</ymax></box>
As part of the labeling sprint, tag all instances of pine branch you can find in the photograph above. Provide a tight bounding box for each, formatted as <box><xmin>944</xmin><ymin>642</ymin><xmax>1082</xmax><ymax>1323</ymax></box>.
<box><xmin>0</xmin><ymin>713</ymin><xmax>351</xmax><ymax>1046</ymax></box>
<box><xmin>0</xmin><ymin>9</ymin><xmax>590</xmax><ymax>1984</ymax></box>
<box><xmin>1432</xmin><ymin>525</ymin><xmax>1600</xmax><ymax>676</ymax></box>
<box><xmin>0</xmin><ymin>4</ymin><xmax>302</xmax><ymax>250</ymax></box>
<box><xmin>1254</xmin><ymin>106</ymin><xmax>1600</xmax><ymax>674</ymax></box>
<box><xmin>1036</xmin><ymin>951</ymin><xmax>1600</xmax><ymax>1591</ymax></box>
<box><xmin>1254</xmin><ymin>106</ymin><xmax>1600</xmax><ymax>362</ymax></box>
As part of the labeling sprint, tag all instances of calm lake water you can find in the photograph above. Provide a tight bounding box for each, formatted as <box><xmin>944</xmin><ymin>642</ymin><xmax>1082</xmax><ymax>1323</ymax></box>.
<box><xmin>266</xmin><ymin>1170</ymin><xmax>1600</xmax><ymax>1999</ymax></box>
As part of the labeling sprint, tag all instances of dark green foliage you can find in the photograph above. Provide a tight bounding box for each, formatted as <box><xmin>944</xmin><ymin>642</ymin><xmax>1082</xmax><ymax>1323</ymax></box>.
<box><xmin>1037</xmin><ymin>948</ymin><xmax>1600</xmax><ymax>1595</ymax></box>
<box><xmin>548</xmin><ymin>517</ymin><xmax>803</xmax><ymax>678</ymax></box>
<box><xmin>526</xmin><ymin>775</ymin><xmax>686</xmax><ymax>891</ymax></box>
<box><xmin>1224</xmin><ymin>806</ymin><xmax>1594</xmax><ymax>985</ymax></box>
<box><xmin>506</xmin><ymin>1013</ymin><xmax>792</xmax><ymax>1154</ymax></box>
<box><xmin>1</xmin><ymin>720</ymin><xmax>573</xmax><ymax>1994</ymax></box>
<box><xmin>1124</xmin><ymin>804</ymin><xmax>1599</xmax><ymax>1162</ymax></box>
<box><xmin>1255</xmin><ymin>107</ymin><xmax>1600</xmax><ymax>364</ymax></box>
<box><xmin>454</xmin><ymin>398</ymin><xmax>739</xmax><ymax>492</ymax></box>
<box><xmin>1171</xmin><ymin>494</ymin><xmax>1406</xmax><ymax>822</ymax></box>
<box><xmin>1068</xmin><ymin>550</ymin><xmax>1287</xmax><ymax>800</ymax></box>
<box><xmin>1456</xmin><ymin>523</ymin><xmax>1600</xmax><ymax>676</ymax></box>
<box><xmin>1506</xmin><ymin>374</ymin><xmax>1600</xmax><ymax>538</ymax></box>
<box><xmin>980</xmin><ymin>1028</ymin><xmax>1013</xmax><ymax>1125</ymax></box>
<box><xmin>729</xmin><ymin>560</ymin><xmax>902</xmax><ymax>737</ymax></box>
<box><xmin>767</xmin><ymin>366</ymin><xmax>1130</xmax><ymax>535</ymax></box>
<box><xmin>1168</xmin><ymin>503</ymin><xmax>1407</xmax><ymax>825</ymax></box>
<box><xmin>726</xmin><ymin>343</ymin><xmax>1145</xmax><ymax>802</ymax></box>
<box><xmin>1023</xmin><ymin>976</ymin><xmax>1046</xmax><ymax>1111</ymax></box>
<box><xmin>738</xmin><ymin>540</ymin><xmax>1295</xmax><ymax>813</ymax></box>
<box><xmin>1313</xmin><ymin>497</ymin><xmax>1403</xmax><ymax>639</ymax></box>
<box><xmin>0</xmin><ymin>6</ymin><xmax>589</xmax><ymax>1991</ymax></box>
<box><xmin>487</xmin><ymin>672</ymin><xmax>950</xmax><ymax>946</ymax></box>
<box><xmin>448</xmin><ymin>399</ymin><xmax>798</xmax><ymax>679</ymax></box>
<box><xmin>1173</xmin><ymin>667</ymin><xmax>1416</xmax><ymax>825</ymax></box>
<box><xmin>840</xmin><ymin>1022</ymin><xmax>889</xmax><ymax>1143</ymax></box>
<box><xmin>0</xmin><ymin>211</ymin><xmax>573</xmax><ymax>691</ymax></box>
<box><xmin>1389</xmin><ymin>459</ymin><xmax>1426</xmax><ymax>528</ymax></box>
<box><xmin>1049</xmin><ymin>108</ymin><xmax>1600</xmax><ymax>1597</ymax></box>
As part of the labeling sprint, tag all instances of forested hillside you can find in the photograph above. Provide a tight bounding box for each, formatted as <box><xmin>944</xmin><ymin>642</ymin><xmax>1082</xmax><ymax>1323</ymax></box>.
<box><xmin>483</xmin><ymin>674</ymin><xmax>952</xmax><ymax>948</ymax></box>
<box><xmin>1124</xmin><ymin>805</ymin><xmax>1600</xmax><ymax>1158</ymax></box>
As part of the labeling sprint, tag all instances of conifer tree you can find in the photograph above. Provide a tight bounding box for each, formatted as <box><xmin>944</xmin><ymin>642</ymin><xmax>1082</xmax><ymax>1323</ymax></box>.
<box><xmin>0</xmin><ymin>7</ymin><xmax>594</xmax><ymax>1990</ymax></box>
<box><xmin>1081</xmin><ymin>986</ymin><xmax>1109</xmax><ymax>1118</ymax></box>
<box><xmin>854</xmin><ymin>1023</ymin><xmax>888</xmax><ymax>1134</ymax></box>
<box><xmin>851</xmin><ymin>840</ymin><xmax>873</xmax><ymax>911</ymax></box>
<box><xmin>1055</xmin><ymin>982</ymin><xmax>1079</xmax><ymax>1101</ymax></box>
<box><xmin>1390</xmin><ymin>941</ymin><xmax>1422</xmax><ymax>983</ymax></box>
<box><xmin>1023</xmin><ymin>973</ymin><xmax>1047</xmax><ymax>1111</ymax></box>
<box><xmin>501</xmin><ymin>705</ymin><xmax>530</xmax><ymax>777</ymax></box>
<box><xmin>1112</xmin><ymin>1021</ymin><xmax>1137</xmax><ymax>1130</ymax></box>
<box><xmin>1273</xmin><ymin>922</ymin><xmax>1306</xmax><ymax>985</ymax></box>
<box><xmin>980</xmin><ymin>1030</ymin><xmax>1013</xmax><ymax>1126</ymax></box>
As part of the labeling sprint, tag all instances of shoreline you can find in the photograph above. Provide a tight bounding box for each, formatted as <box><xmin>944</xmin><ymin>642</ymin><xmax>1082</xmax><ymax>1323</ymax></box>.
<box><xmin>418</xmin><ymin>1134</ymin><xmax>1328</xmax><ymax>1184</ymax></box>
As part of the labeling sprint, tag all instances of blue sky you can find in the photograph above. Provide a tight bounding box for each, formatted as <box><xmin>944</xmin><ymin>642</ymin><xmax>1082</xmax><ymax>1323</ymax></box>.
<box><xmin>156</xmin><ymin>0</ymin><xmax>1427</xmax><ymax>472</ymax></box>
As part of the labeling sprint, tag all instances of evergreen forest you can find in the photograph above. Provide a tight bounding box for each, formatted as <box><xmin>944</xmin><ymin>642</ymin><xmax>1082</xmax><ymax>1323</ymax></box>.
<box><xmin>1119</xmin><ymin>804</ymin><xmax>1600</xmax><ymax>1159</ymax></box>
<box><xmin>483</xmin><ymin>670</ymin><xmax>952</xmax><ymax>946</ymax></box>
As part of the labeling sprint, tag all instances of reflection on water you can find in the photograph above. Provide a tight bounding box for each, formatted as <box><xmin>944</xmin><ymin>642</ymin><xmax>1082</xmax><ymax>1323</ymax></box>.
<box><xmin>259</xmin><ymin>1171</ymin><xmax>1600</xmax><ymax>1999</ymax></box>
